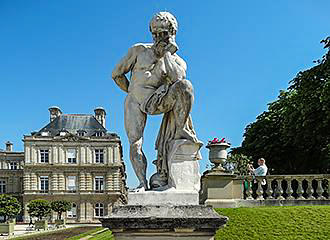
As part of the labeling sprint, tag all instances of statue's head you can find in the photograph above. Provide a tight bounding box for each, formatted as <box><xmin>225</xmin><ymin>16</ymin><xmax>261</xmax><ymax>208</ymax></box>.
<box><xmin>150</xmin><ymin>12</ymin><xmax>178</xmax><ymax>40</ymax></box>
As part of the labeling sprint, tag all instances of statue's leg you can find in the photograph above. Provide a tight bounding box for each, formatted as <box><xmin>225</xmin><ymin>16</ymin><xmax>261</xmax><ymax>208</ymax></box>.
<box><xmin>167</xmin><ymin>80</ymin><xmax>196</xmax><ymax>142</ymax></box>
<box><xmin>124</xmin><ymin>94</ymin><xmax>148</xmax><ymax>189</ymax></box>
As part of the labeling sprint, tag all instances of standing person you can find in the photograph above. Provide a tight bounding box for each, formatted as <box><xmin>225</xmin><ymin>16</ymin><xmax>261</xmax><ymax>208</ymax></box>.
<box><xmin>248</xmin><ymin>158</ymin><xmax>268</xmax><ymax>197</ymax></box>
<box><xmin>249</xmin><ymin>158</ymin><xmax>268</xmax><ymax>176</ymax></box>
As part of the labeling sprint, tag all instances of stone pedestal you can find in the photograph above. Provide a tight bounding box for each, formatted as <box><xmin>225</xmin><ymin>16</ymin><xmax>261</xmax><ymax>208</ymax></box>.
<box><xmin>168</xmin><ymin>140</ymin><xmax>202</xmax><ymax>191</ymax></box>
<box><xmin>200</xmin><ymin>170</ymin><xmax>243</xmax><ymax>208</ymax></box>
<box><xmin>128</xmin><ymin>190</ymin><xmax>199</xmax><ymax>206</ymax></box>
<box><xmin>100</xmin><ymin>205</ymin><xmax>228</xmax><ymax>240</ymax></box>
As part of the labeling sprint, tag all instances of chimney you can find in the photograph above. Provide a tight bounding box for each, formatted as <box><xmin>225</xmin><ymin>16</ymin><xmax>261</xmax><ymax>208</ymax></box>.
<box><xmin>48</xmin><ymin>106</ymin><xmax>62</xmax><ymax>122</ymax></box>
<box><xmin>94</xmin><ymin>107</ymin><xmax>106</xmax><ymax>128</ymax></box>
<box><xmin>5</xmin><ymin>141</ymin><xmax>13</xmax><ymax>152</ymax></box>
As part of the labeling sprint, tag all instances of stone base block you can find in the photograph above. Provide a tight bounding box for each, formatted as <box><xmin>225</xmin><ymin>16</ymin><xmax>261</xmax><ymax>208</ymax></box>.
<box><xmin>168</xmin><ymin>140</ymin><xmax>202</xmax><ymax>192</ymax></box>
<box><xmin>128</xmin><ymin>190</ymin><xmax>199</xmax><ymax>205</ymax></box>
<box><xmin>110</xmin><ymin>230</ymin><xmax>217</xmax><ymax>240</ymax></box>
<box><xmin>100</xmin><ymin>205</ymin><xmax>228</xmax><ymax>240</ymax></box>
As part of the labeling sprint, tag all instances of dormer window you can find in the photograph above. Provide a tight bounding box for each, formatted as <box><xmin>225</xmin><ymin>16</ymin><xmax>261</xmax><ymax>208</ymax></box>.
<box><xmin>60</xmin><ymin>131</ymin><xmax>67</xmax><ymax>136</ymax></box>
<box><xmin>41</xmin><ymin>131</ymin><xmax>50</xmax><ymax>137</ymax></box>
<box><xmin>95</xmin><ymin>131</ymin><xmax>104</xmax><ymax>137</ymax></box>
<box><xmin>77</xmin><ymin>130</ymin><xmax>86</xmax><ymax>137</ymax></box>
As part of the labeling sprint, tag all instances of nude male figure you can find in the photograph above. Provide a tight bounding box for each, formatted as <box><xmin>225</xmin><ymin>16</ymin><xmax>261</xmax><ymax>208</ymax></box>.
<box><xmin>112</xmin><ymin>12</ymin><xmax>198</xmax><ymax>191</ymax></box>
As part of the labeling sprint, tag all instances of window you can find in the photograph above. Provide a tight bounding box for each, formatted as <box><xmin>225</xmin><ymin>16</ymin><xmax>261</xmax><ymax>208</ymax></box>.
<box><xmin>95</xmin><ymin>149</ymin><xmax>104</xmax><ymax>164</ymax></box>
<box><xmin>67</xmin><ymin>203</ymin><xmax>77</xmax><ymax>218</ymax></box>
<box><xmin>40</xmin><ymin>176</ymin><xmax>49</xmax><ymax>193</ymax></box>
<box><xmin>94</xmin><ymin>203</ymin><xmax>104</xmax><ymax>217</ymax></box>
<box><xmin>9</xmin><ymin>162</ymin><xmax>18</xmax><ymax>170</ymax></box>
<box><xmin>41</xmin><ymin>131</ymin><xmax>50</xmax><ymax>136</ymax></box>
<box><xmin>40</xmin><ymin>149</ymin><xmax>49</xmax><ymax>163</ymax></box>
<box><xmin>67</xmin><ymin>176</ymin><xmax>77</xmax><ymax>192</ymax></box>
<box><xmin>94</xmin><ymin>176</ymin><xmax>104</xmax><ymax>192</ymax></box>
<box><xmin>67</xmin><ymin>149</ymin><xmax>77</xmax><ymax>164</ymax></box>
<box><xmin>77</xmin><ymin>131</ymin><xmax>85</xmax><ymax>137</ymax></box>
<box><xmin>95</xmin><ymin>132</ymin><xmax>104</xmax><ymax>137</ymax></box>
<box><xmin>60</xmin><ymin>131</ymin><xmax>67</xmax><ymax>136</ymax></box>
<box><xmin>0</xmin><ymin>180</ymin><xmax>6</xmax><ymax>193</ymax></box>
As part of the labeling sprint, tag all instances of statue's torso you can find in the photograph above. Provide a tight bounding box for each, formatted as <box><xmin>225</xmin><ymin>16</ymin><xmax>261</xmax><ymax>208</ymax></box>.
<box><xmin>128</xmin><ymin>44</ymin><xmax>169</xmax><ymax>104</ymax></box>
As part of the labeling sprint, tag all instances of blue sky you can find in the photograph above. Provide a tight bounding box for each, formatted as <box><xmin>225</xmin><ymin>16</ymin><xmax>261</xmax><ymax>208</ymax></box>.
<box><xmin>0</xmin><ymin>0</ymin><xmax>329</xmax><ymax>187</ymax></box>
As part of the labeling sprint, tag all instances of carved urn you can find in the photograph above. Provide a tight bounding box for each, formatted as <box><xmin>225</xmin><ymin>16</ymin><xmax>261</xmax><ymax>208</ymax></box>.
<box><xmin>206</xmin><ymin>142</ymin><xmax>231</xmax><ymax>171</ymax></box>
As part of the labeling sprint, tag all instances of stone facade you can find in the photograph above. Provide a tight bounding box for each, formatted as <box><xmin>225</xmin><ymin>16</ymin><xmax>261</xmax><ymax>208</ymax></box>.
<box><xmin>0</xmin><ymin>107</ymin><xmax>127</xmax><ymax>223</ymax></box>
<box><xmin>0</xmin><ymin>142</ymin><xmax>24</xmax><ymax>220</ymax></box>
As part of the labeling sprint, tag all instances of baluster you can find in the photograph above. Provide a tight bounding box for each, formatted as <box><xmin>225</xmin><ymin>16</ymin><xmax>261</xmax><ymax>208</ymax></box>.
<box><xmin>286</xmin><ymin>178</ymin><xmax>294</xmax><ymax>200</ymax></box>
<box><xmin>326</xmin><ymin>179</ymin><xmax>330</xmax><ymax>199</ymax></box>
<box><xmin>306</xmin><ymin>178</ymin><xmax>315</xmax><ymax>200</ymax></box>
<box><xmin>256</xmin><ymin>178</ymin><xmax>264</xmax><ymax>200</ymax></box>
<box><xmin>316</xmin><ymin>178</ymin><xmax>325</xmax><ymax>200</ymax></box>
<box><xmin>296</xmin><ymin>179</ymin><xmax>305</xmax><ymax>200</ymax></box>
<box><xmin>276</xmin><ymin>179</ymin><xmax>285</xmax><ymax>200</ymax></box>
<box><xmin>245</xmin><ymin>179</ymin><xmax>253</xmax><ymax>200</ymax></box>
<box><xmin>266</xmin><ymin>179</ymin><xmax>273</xmax><ymax>199</ymax></box>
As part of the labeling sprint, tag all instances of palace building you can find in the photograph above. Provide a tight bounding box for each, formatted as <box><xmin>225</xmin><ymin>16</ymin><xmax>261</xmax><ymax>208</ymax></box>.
<box><xmin>0</xmin><ymin>106</ymin><xmax>127</xmax><ymax>223</ymax></box>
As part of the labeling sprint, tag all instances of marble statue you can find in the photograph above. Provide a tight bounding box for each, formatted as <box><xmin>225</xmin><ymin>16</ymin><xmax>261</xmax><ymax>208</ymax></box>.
<box><xmin>112</xmin><ymin>12</ymin><xmax>201</xmax><ymax>192</ymax></box>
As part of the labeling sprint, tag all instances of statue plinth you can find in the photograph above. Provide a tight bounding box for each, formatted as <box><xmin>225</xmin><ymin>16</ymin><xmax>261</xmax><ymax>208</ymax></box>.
<box><xmin>100</xmin><ymin>205</ymin><xmax>228</xmax><ymax>240</ymax></box>
<box><xmin>128</xmin><ymin>139</ymin><xmax>202</xmax><ymax>205</ymax></box>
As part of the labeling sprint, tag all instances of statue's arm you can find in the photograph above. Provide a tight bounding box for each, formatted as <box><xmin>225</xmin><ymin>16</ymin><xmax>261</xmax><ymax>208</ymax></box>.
<box><xmin>163</xmin><ymin>52</ymin><xmax>187</xmax><ymax>83</ymax></box>
<box><xmin>112</xmin><ymin>45</ymin><xmax>140</xmax><ymax>93</ymax></box>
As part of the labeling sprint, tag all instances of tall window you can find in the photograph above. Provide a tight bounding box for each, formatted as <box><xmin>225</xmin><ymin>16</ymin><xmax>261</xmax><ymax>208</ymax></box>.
<box><xmin>67</xmin><ymin>149</ymin><xmax>77</xmax><ymax>164</ymax></box>
<box><xmin>94</xmin><ymin>176</ymin><xmax>104</xmax><ymax>192</ymax></box>
<box><xmin>40</xmin><ymin>176</ymin><xmax>49</xmax><ymax>193</ymax></box>
<box><xmin>0</xmin><ymin>180</ymin><xmax>6</xmax><ymax>193</ymax></box>
<box><xmin>67</xmin><ymin>203</ymin><xmax>77</xmax><ymax>218</ymax></box>
<box><xmin>67</xmin><ymin>176</ymin><xmax>77</xmax><ymax>192</ymax></box>
<box><xmin>40</xmin><ymin>149</ymin><xmax>49</xmax><ymax>163</ymax></box>
<box><xmin>94</xmin><ymin>203</ymin><xmax>104</xmax><ymax>217</ymax></box>
<box><xmin>9</xmin><ymin>162</ymin><xmax>18</xmax><ymax>170</ymax></box>
<box><xmin>95</xmin><ymin>149</ymin><xmax>104</xmax><ymax>164</ymax></box>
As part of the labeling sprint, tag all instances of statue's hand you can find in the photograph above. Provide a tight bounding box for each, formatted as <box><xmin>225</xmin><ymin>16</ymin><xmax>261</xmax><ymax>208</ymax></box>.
<box><xmin>165</xmin><ymin>40</ymin><xmax>178</xmax><ymax>54</ymax></box>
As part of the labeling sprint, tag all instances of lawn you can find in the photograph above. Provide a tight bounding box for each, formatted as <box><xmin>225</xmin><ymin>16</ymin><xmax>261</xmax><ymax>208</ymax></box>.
<box><xmin>11</xmin><ymin>226</ymin><xmax>100</xmax><ymax>240</ymax></box>
<box><xmin>215</xmin><ymin>206</ymin><xmax>330</xmax><ymax>240</ymax></box>
<box><xmin>11</xmin><ymin>206</ymin><xmax>330</xmax><ymax>240</ymax></box>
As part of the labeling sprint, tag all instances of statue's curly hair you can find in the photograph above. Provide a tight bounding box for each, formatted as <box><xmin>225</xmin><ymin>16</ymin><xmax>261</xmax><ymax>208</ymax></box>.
<box><xmin>149</xmin><ymin>12</ymin><xmax>178</xmax><ymax>35</ymax></box>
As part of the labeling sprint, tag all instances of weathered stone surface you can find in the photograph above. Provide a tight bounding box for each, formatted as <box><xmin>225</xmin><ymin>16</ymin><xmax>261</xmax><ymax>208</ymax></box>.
<box><xmin>168</xmin><ymin>140</ymin><xmax>202</xmax><ymax>192</ymax></box>
<box><xmin>100</xmin><ymin>205</ymin><xmax>228</xmax><ymax>231</ymax></box>
<box><xmin>128</xmin><ymin>190</ymin><xmax>199</xmax><ymax>205</ymax></box>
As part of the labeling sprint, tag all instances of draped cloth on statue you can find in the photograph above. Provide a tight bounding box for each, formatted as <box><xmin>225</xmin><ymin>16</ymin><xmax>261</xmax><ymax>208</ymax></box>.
<box><xmin>140</xmin><ymin>81</ymin><xmax>201</xmax><ymax>176</ymax></box>
<box><xmin>155</xmin><ymin>113</ymin><xmax>200</xmax><ymax>174</ymax></box>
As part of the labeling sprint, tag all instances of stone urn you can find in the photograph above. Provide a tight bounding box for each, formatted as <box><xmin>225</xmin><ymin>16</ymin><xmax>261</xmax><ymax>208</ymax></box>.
<box><xmin>206</xmin><ymin>142</ymin><xmax>231</xmax><ymax>171</ymax></box>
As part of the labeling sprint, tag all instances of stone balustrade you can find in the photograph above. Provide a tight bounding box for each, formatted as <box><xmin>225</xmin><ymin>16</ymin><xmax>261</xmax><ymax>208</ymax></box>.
<box><xmin>241</xmin><ymin>175</ymin><xmax>330</xmax><ymax>201</ymax></box>
<box><xmin>200</xmin><ymin>171</ymin><xmax>330</xmax><ymax>208</ymax></box>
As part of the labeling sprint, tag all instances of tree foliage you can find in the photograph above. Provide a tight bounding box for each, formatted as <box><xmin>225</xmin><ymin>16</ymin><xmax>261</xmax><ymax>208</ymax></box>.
<box><xmin>0</xmin><ymin>194</ymin><xmax>21</xmax><ymax>222</ymax></box>
<box><xmin>51</xmin><ymin>200</ymin><xmax>71</xmax><ymax>220</ymax></box>
<box><xmin>226</xmin><ymin>153</ymin><xmax>252</xmax><ymax>175</ymax></box>
<box><xmin>27</xmin><ymin>199</ymin><xmax>52</xmax><ymax>221</ymax></box>
<box><xmin>233</xmin><ymin>38</ymin><xmax>330</xmax><ymax>174</ymax></box>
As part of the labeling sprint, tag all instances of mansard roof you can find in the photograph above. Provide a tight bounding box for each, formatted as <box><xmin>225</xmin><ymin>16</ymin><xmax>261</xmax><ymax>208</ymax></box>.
<box><xmin>36</xmin><ymin>114</ymin><xmax>107</xmax><ymax>137</ymax></box>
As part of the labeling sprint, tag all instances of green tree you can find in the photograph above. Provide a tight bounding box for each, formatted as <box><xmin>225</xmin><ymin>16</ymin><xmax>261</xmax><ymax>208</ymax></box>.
<box><xmin>233</xmin><ymin>38</ymin><xmax>330</xmax><ymax>174</ymax></box>
<box><xmin>0</xmin><ymin>194</ymin><xmax>21</xmax><ymax>222</ymax></box>
<box><xmin>226</xmin><ymin>153</ymin><xmax>252</xmax><ymax>175</ymax></box>
<box><xmin>51</xmin><ymin>200</ymin><xmax>71</xmax><ymax>220</ymax></box>
<box><xmin>27</xmin><ymin>199</ymin><xmax>52</xmax><ymax>221</ymax></box>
